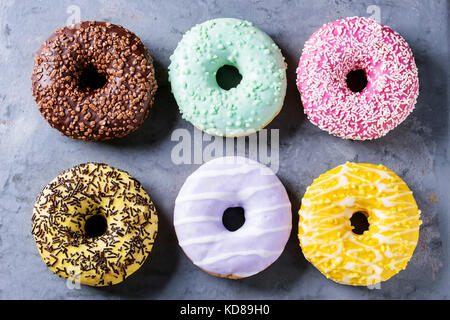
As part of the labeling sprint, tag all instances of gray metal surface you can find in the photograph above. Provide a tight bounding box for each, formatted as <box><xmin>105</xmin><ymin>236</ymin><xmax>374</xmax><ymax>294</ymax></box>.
<box><xmin>0</xmin><ymin>0</ymin><xmax>448</xmax><ymax>299</ymax></box>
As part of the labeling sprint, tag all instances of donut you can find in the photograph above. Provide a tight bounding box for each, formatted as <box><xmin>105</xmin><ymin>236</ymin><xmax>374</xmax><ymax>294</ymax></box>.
<box><xmin>31</xmin><ymin>21</ymin><xmax>158</xmax><ymax>141</ymax></box>
<box><xmin>31</xmin><ymin>163</ymin><xmax>158</xmax><ymax>286</ymax></box>
<box><xmin>169</xmin><ymin>18</ymin><xmax>287</xmax><ymax>137</ymax></box>
<box><xmin>298</xmin><ymin>162</ymin><xmax>421</xmax><ymax>286</ymax></box>
<box><xmin>174</xmin><ymin>156</ymin><xmax>292</xmax><ymax>279</ymax></box>
<box><xmin>296</xmin><ymin>17</ymin><xmax>419</xmax><ymax>140</ymax></box>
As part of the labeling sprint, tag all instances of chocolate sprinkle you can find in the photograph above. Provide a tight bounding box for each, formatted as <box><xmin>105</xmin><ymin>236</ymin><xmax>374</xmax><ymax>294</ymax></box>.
<box><xmin>31</xmin><ymin>163</ymin><xmax>158</xmax><ymax>286</ymax></box>
<box><xmin>31</xmin><ymin>21</ymin><xmax>158</xmax><ymax>141</ymax></box>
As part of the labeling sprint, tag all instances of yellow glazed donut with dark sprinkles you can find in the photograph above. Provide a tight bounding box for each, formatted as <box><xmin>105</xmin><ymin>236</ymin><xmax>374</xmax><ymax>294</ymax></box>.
<box><xmin>298</xmin><ymin>162</ymin><xmax>421</xmax><ymax>286</ymax></box>
<box><xmin>32</xmin><ymin>163</ymin><xmax>158</xmax><ymax>286</ymax></box>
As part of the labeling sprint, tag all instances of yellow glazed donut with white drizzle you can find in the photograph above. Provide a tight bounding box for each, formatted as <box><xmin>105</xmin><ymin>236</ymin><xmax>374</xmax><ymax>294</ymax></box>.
<box><xmin>298</xmin><ymin>162</ymin><xmax>421</xmax><ymax>286</ymax></box>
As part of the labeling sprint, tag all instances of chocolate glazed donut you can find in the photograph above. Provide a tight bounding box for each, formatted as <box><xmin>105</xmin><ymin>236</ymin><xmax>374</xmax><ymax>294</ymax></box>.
<box><xmin>31</xmin><ymin>21</ymin><xmax>158</xmax><ymax>141</ymax></box>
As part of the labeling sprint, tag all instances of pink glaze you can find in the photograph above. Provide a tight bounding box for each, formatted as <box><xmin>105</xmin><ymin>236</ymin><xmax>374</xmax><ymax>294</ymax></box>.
<box><xmin>296</xmin><ymin>17</ymin><xmax>419</xmax><ymax>140</ymax></box>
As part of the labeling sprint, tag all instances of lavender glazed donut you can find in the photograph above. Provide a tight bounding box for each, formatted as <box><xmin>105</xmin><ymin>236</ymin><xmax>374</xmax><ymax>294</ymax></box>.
<box><xmin>174</xmin><ymin>156</ymin><xmax>292</xmax><ymax>279</ymax></box>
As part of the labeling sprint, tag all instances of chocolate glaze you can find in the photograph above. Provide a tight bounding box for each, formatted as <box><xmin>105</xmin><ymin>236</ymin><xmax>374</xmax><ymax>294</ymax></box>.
<box><xmin>31</xmin><ymin>21</ymin><xmax>158</xmax><ymax>141</ymax></box>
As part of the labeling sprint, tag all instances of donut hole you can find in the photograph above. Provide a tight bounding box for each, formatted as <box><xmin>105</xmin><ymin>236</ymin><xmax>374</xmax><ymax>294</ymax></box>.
<box><xmin>78</xmin><ymin>64</ymin><xmax>107</xmax><ymax>92</ymax></box>
<box><xmin>346</xmin><ymin>69</ymin><xmax>367</xmax><ymax>93</ymax></box>
<box><xmin>350</xmin><ymin>211</ymin><xmax>370</xmax><ymax>235</ymax></box>
<box><xmin>216</xmin><ymin>65</ymin><xmax>242</xmax><ymax>90</ymax></box>
<box><xmin>84</xmin><ymin>214</ymin><xmax>107</xmax><ymax>238</ymax></box>
<box><xmin>222</xmin><ymin>207</ymin><xmax>245</xmax><ymax>232</ymax></box>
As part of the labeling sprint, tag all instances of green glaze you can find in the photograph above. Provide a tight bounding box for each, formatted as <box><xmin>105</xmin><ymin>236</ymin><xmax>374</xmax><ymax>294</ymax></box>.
<box><xmin>169</xmin><ymin>18</ymin><xmax>287</xmax><ymax>137</ymax></box>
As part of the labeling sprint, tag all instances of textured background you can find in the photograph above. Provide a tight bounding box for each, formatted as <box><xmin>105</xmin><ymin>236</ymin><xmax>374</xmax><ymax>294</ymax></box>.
<box><xmin>0</xmin><ymin>0</ymin><xmax>448</xmax><ymax>299</ymax></box>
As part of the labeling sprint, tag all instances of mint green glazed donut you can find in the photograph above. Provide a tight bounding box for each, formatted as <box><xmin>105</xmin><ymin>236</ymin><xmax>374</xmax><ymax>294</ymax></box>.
<box><xmin>169</xmin><ymin>18</ymin><xmax>287</xmax><ymax>137</ymax></box>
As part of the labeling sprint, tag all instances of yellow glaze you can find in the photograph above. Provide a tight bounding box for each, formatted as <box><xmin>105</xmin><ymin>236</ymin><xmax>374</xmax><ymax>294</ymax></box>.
<box><xmin>32</xmin><ymin>163</ymin><xmax>158</xmax><ymax>286</ymax></box>
<box><xmin>298</xmin><ymin>162</ymin><xmax>421</xmax><ymax>286</ymax></box>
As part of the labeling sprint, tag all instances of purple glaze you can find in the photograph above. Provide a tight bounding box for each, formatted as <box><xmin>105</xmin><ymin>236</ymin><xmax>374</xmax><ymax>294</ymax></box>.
<box><xmin>174</xmin><ymin>156</ymin><xmax>292</xmax><ymax>278</ymax></box>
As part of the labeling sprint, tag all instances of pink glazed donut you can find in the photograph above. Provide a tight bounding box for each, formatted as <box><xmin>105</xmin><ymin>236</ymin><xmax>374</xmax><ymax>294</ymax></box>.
<box><xmin>296</xmin><ymin>17</ymin><xmax>419</xmax><ymax>140</ymax></box>
<box><xmin>174</xmin><ymin>156</ymin><xmax>292</xmax><ymax>279</ymax></box>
